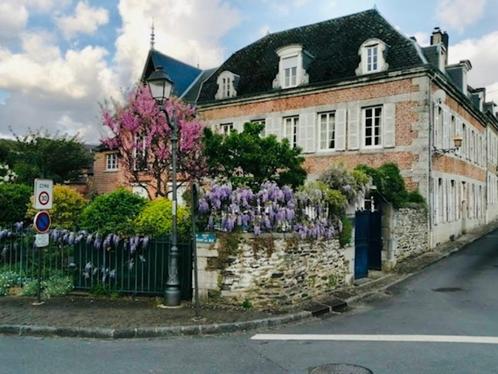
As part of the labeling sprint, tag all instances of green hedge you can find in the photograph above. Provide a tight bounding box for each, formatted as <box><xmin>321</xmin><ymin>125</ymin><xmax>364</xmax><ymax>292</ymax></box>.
<box><xmin>0</xmin><ymin>183</ymin><xmax>31</xmax><ymax>227</ymax></box>
<box><xmin>80</xmin><ymin>188</ymin><xmax>146</xmax><ymax>235</ymax></box>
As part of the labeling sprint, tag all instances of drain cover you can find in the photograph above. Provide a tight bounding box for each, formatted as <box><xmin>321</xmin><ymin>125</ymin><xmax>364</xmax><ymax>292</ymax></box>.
<box><xmin>309</xmin><ymin>363</ymin><xmax>373</xmax><ymax>374</ymax></box>
<box><xmin>432</xmin><ymin>287</ymin><xmax>463</xmax><ymax>292</ymax></box>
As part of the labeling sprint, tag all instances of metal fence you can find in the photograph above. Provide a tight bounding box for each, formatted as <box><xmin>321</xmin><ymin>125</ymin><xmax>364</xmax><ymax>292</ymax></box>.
<box><xmin>0</xmin><ymin>233</ymin><xmax>192</xmax><ymax>299</ymax></box>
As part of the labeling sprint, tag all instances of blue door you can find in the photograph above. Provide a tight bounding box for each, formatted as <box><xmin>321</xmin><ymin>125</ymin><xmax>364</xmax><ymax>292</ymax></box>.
<box><xmin>354</xmin><ymin>211</ymin><xmax>369</xmax><ymax>279</ymax></box>
<box><xmin>354</xmin><ymin>210</ymin><xmax>383</xmax><ymax>279</ymax></box>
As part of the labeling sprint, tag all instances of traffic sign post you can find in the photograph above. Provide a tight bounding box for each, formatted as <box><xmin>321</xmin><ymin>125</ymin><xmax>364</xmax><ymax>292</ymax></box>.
<box><xmin>33</xmin><ymin>179</ymin><xmax>53</xmax><ymax>306</ymax></box>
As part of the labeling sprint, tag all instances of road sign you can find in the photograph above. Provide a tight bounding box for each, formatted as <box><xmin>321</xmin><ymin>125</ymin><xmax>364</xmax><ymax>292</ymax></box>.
<box><xmin>196</xmin><ymin>232</ymin><xmax>216</xmax><ymax>244</ymax></box>
<box><xmin>35</xmin><ymin>233</ymin><xmax>49</xmax><ymax>247</ymax></box>
<box><xmin>34</xmin><ymin>179</ymin><xmax>53</xmax><ymax>210</ymax></box>
<box><xmin>33</xmin><ymin>211</ymin><xmax>51</xmax><ymax>234</ymax></box>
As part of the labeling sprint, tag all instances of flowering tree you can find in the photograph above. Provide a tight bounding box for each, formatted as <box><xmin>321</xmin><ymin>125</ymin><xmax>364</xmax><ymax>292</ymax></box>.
<box><xmin>102</xmin><ymin>85</ymin><xmax>207</xmax><ymax>199</ymax></box>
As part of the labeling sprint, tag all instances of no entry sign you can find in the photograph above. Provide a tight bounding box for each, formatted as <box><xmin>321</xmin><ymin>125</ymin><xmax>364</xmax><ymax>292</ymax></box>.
<box><xmin>34</xmin><ymin>179</ymin><xmax>53</xmax><ymax>210</ymax></box>
<box><xmin>33</xmin><ymin>211</ymin><xmax>51</xmax><ymax>234</ymax></box>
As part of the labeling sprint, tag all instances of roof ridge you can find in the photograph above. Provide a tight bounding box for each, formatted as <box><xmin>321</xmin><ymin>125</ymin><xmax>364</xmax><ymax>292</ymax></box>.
<box><xmin>264</xmin><ymin>8</ymin><xmax>378</xmax><ymax>39</ymax></box>
<box><xmin>151</xmin><ymin>49</ymin><xmax>202</xmax><ymax>72</ymax></box>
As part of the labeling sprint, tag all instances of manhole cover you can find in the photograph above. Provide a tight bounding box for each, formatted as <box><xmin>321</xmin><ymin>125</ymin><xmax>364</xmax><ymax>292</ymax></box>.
<box><xmin>309</xmin><ymin>363</ymin><xmax>373</xmax><ymax>374</ymax></box>
<box><xmin>432</xmin><ymin>287</ymin><xmax>463</xmax><ymax>292</ymax></box>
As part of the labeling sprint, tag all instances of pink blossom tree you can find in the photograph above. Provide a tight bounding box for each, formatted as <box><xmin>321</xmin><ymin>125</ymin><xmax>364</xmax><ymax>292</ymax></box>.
<box><xmin>101</xmin><ymin>85</ymin><xmax>207</xmax><ymax>199</ymax></box>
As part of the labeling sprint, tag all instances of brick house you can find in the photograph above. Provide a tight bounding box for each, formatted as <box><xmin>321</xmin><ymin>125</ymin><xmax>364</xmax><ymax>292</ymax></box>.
<box><xmin>193</xmin><ymin>9</ymin><xmax>498</xmax><ymax>247</ymax></box>
<box><xmin>93</xmin><ymin>9</ymin><xmax>498</xmax><ymax>248</ymax></box>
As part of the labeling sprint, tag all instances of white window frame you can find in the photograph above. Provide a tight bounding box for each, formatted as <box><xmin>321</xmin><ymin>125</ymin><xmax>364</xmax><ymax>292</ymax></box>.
<box><xmin>215</xmin><ymin>71</ymin><xmax>239</xmax><ymax>100</ymax></box>
<box><xmin>250</xmin><ymin>119</ymin><xmax>266</xmax><ymax>136</ymax></box>
<box><xmin>283</xmin><ymin>116</ymin><xmax>299</xmax><ymax>148</ymax></box>
<box><xmin>356</xmin><ymin>38</ymin><xmax>388</xmax><ymax>76</ymax></box>
<box><xmin>318</xmin><ymin>111</ymin><xmax>336</xmax><ymax>151</ymax></box>
<box><xmin>220</xmin><ymin>123</ymin><xmax>234</xmax><ymax>136</ymax></box>
<box><xmin>105</xmin><ymin>153</ymin><xmax>118</xmax><ymax>171</ymax></box>
<box><xmin>362</xmin><ymin>105</ymin><xmax>383</xmax><ymax>149</ymax></box>
<box><xmin>273</xmin><ymin>44</ymin><xmax>311</xmax><ymax>89</ymax></box>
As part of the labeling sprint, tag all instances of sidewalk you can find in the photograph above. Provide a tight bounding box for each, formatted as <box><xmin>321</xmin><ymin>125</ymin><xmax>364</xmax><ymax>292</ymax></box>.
<box><xmin>0</xmin><ymin>221</ymin><xmax>496</xmax><ymax>339</ymax></box>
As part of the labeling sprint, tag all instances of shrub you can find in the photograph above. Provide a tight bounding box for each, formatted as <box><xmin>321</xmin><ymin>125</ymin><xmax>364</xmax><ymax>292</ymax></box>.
<box><xmin>406</xmin><ymin>190</ymin><xmax>426</xmax><ymax>205</ymax></box>
<box><xmin>21</xmin><ymin>274</ymin><xmax>73</xmax><ymax>299</ymax></box>
<box><xmin>296</xmin><ymin>181</ymin><xmax>348</xmax><ymax>217</ymax></box>
<box><xmin>0</xmin><ymin>183</ymin><xmax>31</xmax><ymax>227</ymax></box>
<box><xmin>134</xmin><ymin>197</ymin><xmax>191</xmax><ymax>239</ymax></box>
<box><xmin>80</xmin><ymin>188</ymin><xmax>146</xmax><ymax>235</ymax></box>
<box><xmin>339</xmin><ymin>216</ymin><xmax>353</xmax><ymax>248</ymax></box>
<box><xmin>319</xmin><ymin>165</ymin><xmax>368</xmax><ymax>203</ymax></box>
<box><xmin>0</xmin><ymin>270</ymin><xmax>23</xmax><ymax>296</ymax></box>
<box><xmin>26</xmin><ymin>185</ymin><xmax>87</xmax><ymax>229</ymax></box>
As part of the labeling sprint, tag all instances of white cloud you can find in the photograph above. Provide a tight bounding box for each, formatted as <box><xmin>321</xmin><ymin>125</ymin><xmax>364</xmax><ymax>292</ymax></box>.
<box><xmin>0</xmin><ymin>2</ymin><xmax>28</xmax><ymax>41</ymax></box>
<box><xmin>436</xmin><ymin>0</ymin><xmax>486</xmax><ymax>31</ymax></box>
<box><xmin>0</xmin><ymin>0</ymin><xmax>242</xmax><ymax>142</ymax></box>
<box><xmin>449</xmin><ymin>30</ymin><xmax>498</xmax><ymax>102</ymax></box>
<box><xmin>114</xmin><ymin>0</ymin><xmax>241</xmax><ymax>88</ymax></box>
<box><xmin>56</xmin><ymin>1</ymin><xmax>109</xmax><ymax>38</ymax></box>
<box><xmin>412</xmin><ymin>32</ymin><xmax>430</xmax><ymax>47</ymax></box>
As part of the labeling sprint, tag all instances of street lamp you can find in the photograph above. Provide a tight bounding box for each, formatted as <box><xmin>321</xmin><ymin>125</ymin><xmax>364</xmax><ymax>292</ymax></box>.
<box><xmin>433</xmin><ymin>135</ymin><xmax>464</xmax><ymax>156</ymax></box>
<box><xmin>146</xmin><ymin>66</ymin><xmax>181</xmax><ymax>306</ymax></box>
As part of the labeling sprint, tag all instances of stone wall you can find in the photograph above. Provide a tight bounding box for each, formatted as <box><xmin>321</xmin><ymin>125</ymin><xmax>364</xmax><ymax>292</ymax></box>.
<box><xmin>382</xmin><ymin>205</ymin><xmax>429</xmax><ymax>268</ymax></box>
<box><xmin>197</xmin><ymin>234</ymin><xmax>353</xmax><ymax>310</ymax></box>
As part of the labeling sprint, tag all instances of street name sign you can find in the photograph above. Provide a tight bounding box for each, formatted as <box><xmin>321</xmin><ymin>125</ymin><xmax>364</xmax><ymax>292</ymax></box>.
<box><xmin>196</xmin><ymin>232</ymin><xmax>216</xmax><ymax>244</ymax></box>
<box><xmin>34</xmin><ymin>179</ymin><xmax>53</xmax><ymax>210</ymax></box>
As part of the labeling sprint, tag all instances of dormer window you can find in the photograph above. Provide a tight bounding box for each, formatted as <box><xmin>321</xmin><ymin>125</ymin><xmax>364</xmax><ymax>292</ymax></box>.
<box><xmin>356</xmin><ymin>39</ymin><xmax>388</xmax><ymax>76</ymax></box>
<box><xmin>273</xmin><ymin>44</ymin><xmax>313</xmax><ymax>90</ymax></box>
<box><xmin>215</xmin><ymin>71</ymin><xmax>239</xmax><ymax>100</ymax></box>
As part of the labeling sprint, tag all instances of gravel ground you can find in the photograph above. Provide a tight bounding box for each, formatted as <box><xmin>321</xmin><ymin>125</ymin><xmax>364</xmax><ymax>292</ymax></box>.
<box><xmin>0</xmin><ymin>295</ymin><xmax>275</xmax><ymax>328</ymax></box>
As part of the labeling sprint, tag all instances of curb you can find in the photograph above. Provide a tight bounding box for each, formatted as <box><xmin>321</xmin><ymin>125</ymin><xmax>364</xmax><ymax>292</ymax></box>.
<box><xmin>0</xmin><ymin>311</ymin><xmax>312</xmax><ymax>340</ymax></box>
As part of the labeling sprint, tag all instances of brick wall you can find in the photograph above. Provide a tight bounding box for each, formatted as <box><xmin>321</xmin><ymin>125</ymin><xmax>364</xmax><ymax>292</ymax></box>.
<box><xmin>92</xmin><ymin>151</ymin><xmax>127</xmax><ymax>195</ymax></box>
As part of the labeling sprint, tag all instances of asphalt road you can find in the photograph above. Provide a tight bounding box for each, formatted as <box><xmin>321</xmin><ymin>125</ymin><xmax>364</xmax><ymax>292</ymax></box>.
<box><xmin>3</xmin><ymin>229</ymin><xmax>498</xmax><ymax>374</ymax></box>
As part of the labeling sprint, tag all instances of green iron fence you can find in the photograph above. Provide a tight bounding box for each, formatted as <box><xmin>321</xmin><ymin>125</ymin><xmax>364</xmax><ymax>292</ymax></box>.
<box><xmin>0</xmin><ymin>232</ymin><xmax>192</xmax><ymax>300</ymax></box>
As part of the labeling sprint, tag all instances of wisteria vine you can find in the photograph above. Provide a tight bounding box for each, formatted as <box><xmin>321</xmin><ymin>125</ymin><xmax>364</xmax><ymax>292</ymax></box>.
<box><xmin>198</xmin><ymin>182</ymin><xmax>339</xmax><ymax>239</ymax></box>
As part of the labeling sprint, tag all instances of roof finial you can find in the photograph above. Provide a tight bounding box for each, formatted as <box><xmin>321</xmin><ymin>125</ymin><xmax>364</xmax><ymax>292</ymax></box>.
<box><xmin>150</xmin><ymin>21</ymin><xmax>155</xmax><ymax>50</ymax></box>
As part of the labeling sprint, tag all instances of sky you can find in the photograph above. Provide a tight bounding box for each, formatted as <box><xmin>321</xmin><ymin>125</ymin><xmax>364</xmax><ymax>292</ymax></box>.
<box><xmin>1</xmin><ymin>0</ymin><xmax>498</xmax><ymax>143</ymax></box>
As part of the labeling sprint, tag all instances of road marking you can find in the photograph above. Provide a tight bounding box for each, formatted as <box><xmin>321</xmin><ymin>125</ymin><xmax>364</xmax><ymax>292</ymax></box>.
<box><xmin>251</xmin><ymin>334</ymin><xmax>498</xmax><ymax>345</ymax></box>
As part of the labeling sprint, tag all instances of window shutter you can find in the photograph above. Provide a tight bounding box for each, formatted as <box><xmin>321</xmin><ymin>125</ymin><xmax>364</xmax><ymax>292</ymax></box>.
<box><xmin>443</xmin><ymin>107</ymin><xmax>450</xmax><ymax>149</ymax></box>
<box><xmin>300</xmin><ymin>112</ymin><xmax>316</xmax><ymax>153</ymax></box>
<box><xmin>347</xmin><ymin>103</ymin><xmax>360</xmax><ymax>150</ymax></box>
<box><xmin>383</xmin><ymin>103</ymin><xmax>396</xmax><ymax>148</ymax></box>
<box><xmin>335</xmin><ymin>108</ymin><xmax>346</xmax><ymax>151</ymax></box>
<box><xmin>433</xmin><ymin>178</ymin><xmax>439</xmax><ymax>224</ymax></box>
<box><xmin>442</xmin><ymin>179</ymin><xmax>447</xmax><ymax>223</ymax></box>
<box><xmin>265</xmin><ymin>114</ymin><xmax>281</xmax><ymax>140</ymax></box>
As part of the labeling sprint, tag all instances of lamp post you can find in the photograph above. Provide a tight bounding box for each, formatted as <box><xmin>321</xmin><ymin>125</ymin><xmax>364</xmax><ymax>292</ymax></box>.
<box><xmin>433</xmin><ymin>135</ymin><xmax>463</xmax><ymax>156</ymax></box>
<box><xmin>146</xmin><ymin>66</ymin><xmax>181</xmax><ymax>306</ymax></box>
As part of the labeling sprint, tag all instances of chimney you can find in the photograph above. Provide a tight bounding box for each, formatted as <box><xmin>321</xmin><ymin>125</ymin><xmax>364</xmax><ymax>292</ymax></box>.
<box><xmin>430</xmin><ymin>27</ymin><xmax>449</xmax><ymax>67</ymax></box>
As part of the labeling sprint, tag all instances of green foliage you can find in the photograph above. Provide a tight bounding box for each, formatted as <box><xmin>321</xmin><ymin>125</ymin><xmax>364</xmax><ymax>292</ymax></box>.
<box><xmin>9</xmin><ymin>130</ymin><xmax>93</xmax><ymax>185</ymax></box>
<box><xmin>80</xmin><ymin>188</ymin><xmax>146</xmax><ymax>235</ymax></box>
<box><xmin>21</xmin><ymin>274</ymin><xmax>73</xmax><ymax>299</ymax></box>
<box><xmin>26</xmin><ymin>185</ymin><xmax>87</xmax><ymax>229</ymax></box>
<box><xmin>241</xmin><ymin>298</ymin><xmax>253</xmax><ymax>310</ymax></box>
<box><xmin>134</xmin><ymin>197</ymin><xmax>191</xmax><ymax>239</ymax></box>
<box><xmin>0</xmin><ymin>183</ymin><xmax>31</xmax><ymax>227</ymax></box>
<box><xmin>319</xmin><ymin>165</ymin><xmax>368</xmax><ymax>203</ymax></box>
<box><xmin>355</xmin><ymin>163</ymin><xmax>425</xmax><ymax>209</ymax></box>
<box><xmin>407</xmin><ymin>190</ymin><xmax>426</xmax><ymax>205</ymax></box>
<box><xmin>339</xmin><ymin>216</ymin><xmax>353</xmax><ymax>248</ymax></box>
<box><xmin>203</xmin><ymin>122</ymin><xmax>307</xmax><ymax>189</ymax></box>
<box><xmin>297</xmin><ymin>181</ymin><xmax>348</xmax><ymax>217</ymax></box>
<box><xmin>0</xmin><ymin>270</ymin><xmax>23</xmax><ymax>296</ymax></box>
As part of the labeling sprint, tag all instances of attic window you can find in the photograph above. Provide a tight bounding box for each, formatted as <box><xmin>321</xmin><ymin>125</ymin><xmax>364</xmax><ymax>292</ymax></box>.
<box><xmin>215</xmin><ymin>71</ymin><xmax>239</xmax><ymax>100</ymax></box>
<box><xmin>273</xmin><ymin>44</ymin><xmax>312</xmax><ymax>90</ymax></box>
<box><xmin>356</xmin><ymin>39</ymin><xmax>388</xmax><ymax>76</ymax></box>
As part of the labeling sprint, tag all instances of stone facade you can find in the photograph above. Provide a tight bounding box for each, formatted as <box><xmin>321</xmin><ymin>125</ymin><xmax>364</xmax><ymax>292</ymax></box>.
<box><xmin>197</xmin><ymin>234</ymin><xmax>354</xmax><ymax>310</ymax></box>
<box><xmin>382</xmin><ymin>205</ymin><xmax>429</xmax><ymax>268</ymax></box>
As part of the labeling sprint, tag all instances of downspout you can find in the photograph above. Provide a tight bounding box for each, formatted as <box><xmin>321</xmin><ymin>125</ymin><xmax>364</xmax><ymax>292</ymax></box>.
<box><xmin>427</xmin><ymin>75</ymin><xmax>434</xmax><ymax>249</ymax></box>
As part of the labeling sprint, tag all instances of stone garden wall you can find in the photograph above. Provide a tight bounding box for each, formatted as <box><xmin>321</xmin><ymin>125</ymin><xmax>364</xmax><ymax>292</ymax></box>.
<box><xmin>382</xmin><ymin>205</ymin><xmax>429</xmax><ymax>268</ymax></box>
<box><xmin>197</xmin><ymin>234</ymin><xmax>354</xmax><ymax>310</ymax></box>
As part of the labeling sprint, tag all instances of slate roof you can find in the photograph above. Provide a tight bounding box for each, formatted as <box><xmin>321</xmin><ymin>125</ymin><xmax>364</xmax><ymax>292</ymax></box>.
<box><xmin>141</xmin><ymin>50</ymin><xmax>204</xmax><ymax>99</ymax></box>
<box><xmin>197</xmin><ymin>9</ymin><xmax>425</xmax><ymax>103</ymax></box>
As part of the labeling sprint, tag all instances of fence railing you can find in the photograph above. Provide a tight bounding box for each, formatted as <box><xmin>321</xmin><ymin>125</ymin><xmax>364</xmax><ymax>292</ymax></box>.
<box><xmin>0</xmin><ymin>232</ymin><xmax>192</xmax><ymax>299</ymax></box>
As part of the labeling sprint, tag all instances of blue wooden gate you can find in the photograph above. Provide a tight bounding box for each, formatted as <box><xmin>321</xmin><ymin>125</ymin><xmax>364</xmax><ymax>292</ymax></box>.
<box><xmin>354</xmin><ymin>210</ymin><xmax>382</xmax><ymax>279</ymax></box>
